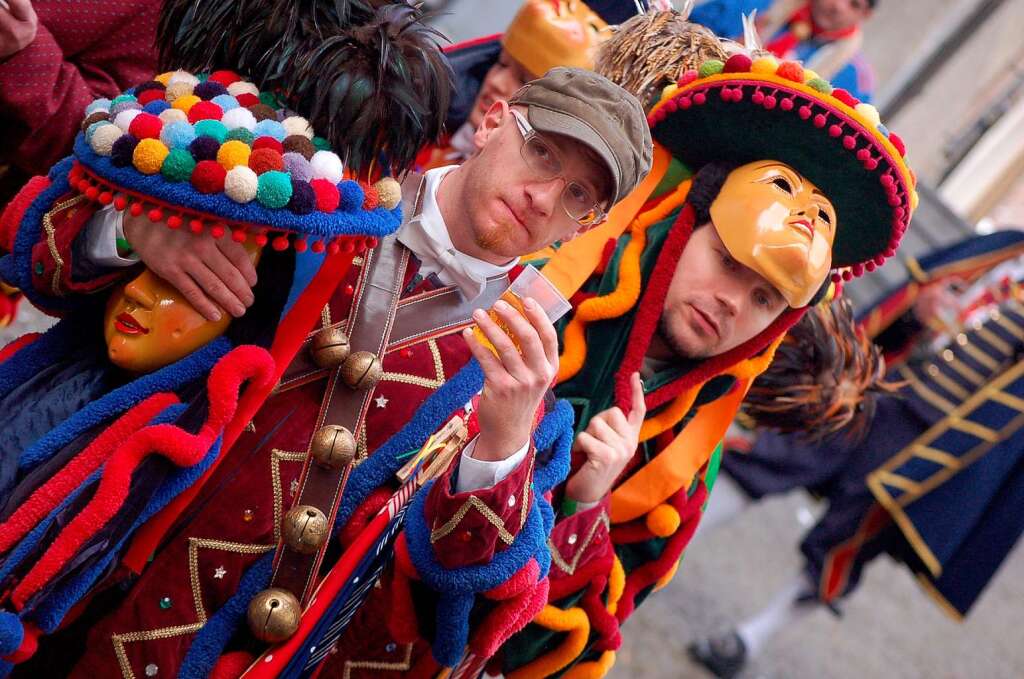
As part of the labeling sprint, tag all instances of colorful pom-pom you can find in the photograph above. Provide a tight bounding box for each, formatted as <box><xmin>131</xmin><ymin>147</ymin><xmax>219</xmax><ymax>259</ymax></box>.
<box><xmin>361</xmin><ymin>183</ymin><xmax>380</xmax><ymax>210</ymax></box>
<box><xmin>159</xmin><ymin>108</ymin><xmax>189</xmax><ymax>125</ymax></box>
<box><xmin>374</xmin><ymin>178</ymin><xmax>402</xmax><ymax>210</ymax></box>
<box><xmin>258</xmin><ymin>91</ymin><xmax>280</xmax><ymax>108</ymax></box>
<box><xmin>235</xmin><ymin>92</ymin><xmax>260</xmax><ymax>107</ymax></box>
<box><xmin>723</xmin><ymin>54</ymin><xmax>752</xmax><ymax>73</ymax></box>
<box><xmin>110</xmin><ymin>100</ymin><xmax>143</xmax><ymax>119</ymax></box>
<box><xmin>133</xmin><ymin>138</ymin><xmax>170</xmax><ymax>174</ymax></box>
<box><xmin>222</xmin><ymin>106</ymin><xmax>257</xmax><ymax>133</ymax></box>
<box><xmin>750</xmin><ymin>56</ymin><xmax>779</xmax><ymax>74</ymax></box>
<box><xmin>802</xmin><ymin>69</ymin><xmax>821</xmax><ymax>83</ymax></box>
<box><xmin>283</xmin><ymin>152</ymin><xmax>313</xmax><ymax>182</ymax></box>
<box><xmin>698</xmin><ymin>60</ymin><xmax>724</xmax><ymax>78</ymax></box>
<box><xmin>86</xmin><ymin>120</ymin><xmax>112</xmax><ymax>143</ymax></box>
<box><xmin>188</xmin><ymin>135</ymin><xmax>221</xmax><ymax>162</ymax></box>
<box><xmin>86</xmin><ymin>98</ymin><xmax>112</xmax><ymax>115</ymax></box>
<box><xmin>776</xmin><ymin>61</ymin><xmax>804</xmax><ymax>83</ymax></box>
<box><xmin>283</xmin><ymin>135</ymin><xmax>316</xmax><ymax>160</ymax></box>
<box><xmin>165</xmin><ymin>81</ymin><xmax>194</xmax><ymax>103</ymax></box>
<box><xmin>172</xmin><ymin>94</ymin><xmax>201</xmax><ymax>113</ymax></box>
<box><xmin>253</xmin><ymin>119</ymin><xmax>286</xmax><ymax>142</ymax></box>
<box><xmin>192</xmin><ymin>159</ymin><xmax>227</xmax><ymax>194</ymax></box>
<box><xmin>248</xmin><ymin>103</ymin><xmax>277</xmax><ymax>122</ymax></box>
<box><xmin>128</xmin><ymin>112</ymin><xmax>163</xmax><ymax>140</ymax></box>
<box><xmin>81</xmin><ymin>111</ymin><xmax>109</xmax><ymax>132</ymax></box>
<box><xmin>249</xmin><ymin>147</ymin><xmax>285</xmax><ymax>175</ymax></box>
<box><xmin>225</xmin><ymin>127</ymin><xmax>255</xmax><ymax>146</ymax></box>
<box><xmin>188</xmin><ymin>100</ymin><xmax>224</xmax><ymax>124</ymax></box>
<box><xmin>110</xmin><ymin>134</ymin><xmax>140</xmax><ymax>167</ymax></box>
<box><xmin>889</xmin><ymin>132</ymin><xmax>906</xmax><ymax>157</ymax></box>
<box><xmin>338</xmin><ymin>180</ymin><xmax>364</xmax><ymax>211</ymax></box>
<box><xmin>807</xmin><ymin>78</ymin><xmax>833</xmax><ymax>94</ymax></box>
<box><xmin>168</xmin><ymin>71</ymin><xmax>200</xmax><ymax>88</ymax></box>
<box><xmin>194</xmin><ymin>80</ymin><xmax>228</xmax><ymax>101</ymax></box>
<box><xmin>645</xmin><ymin>503</ymin><xmax>681</xmax><ymax>537</ymax></box>
<box><xmin>160</xmin><ymin>121</ymin><xmax>196</xmax><ymax>150</ymax></box>
<box><xmin>208</xmin><ymin>70</ymin><xmax>242</xmax><ymax>87</ymax></box>
<box><xmin>143</xmin><ymin>100</ymin><xmax>171</xmax><ymax>116</ymax></box>
<box><xmin>252</xmin><ymin>136</ymin><xmax>284</xmax><ymax>154</ymax></box>
<box><xmin>193</xmin><ymin>119</ymin><xmax>228</xmax><ymax>143</ymax></box>
<box><xmin>289</xmin><ymin>179</ymin><xmax>316</xmax><ymax>214</ymax></box>
<box><xmin>831</xmin><ymin>89</ymin><xmax>859</xmax><ymax>107</ymax></box>
<box><xmin>137</xmin><ymin>89</ymin><xmax>165</xmax><ymax>106</ymax></box>
<box><xmin>211</xmin><ymin>94</ymin><xmax>240</xmax><ymax>112</ymax></box>
<box><xmin>89</xmin><ymin>123</ymin><xmax>123</xmax><ymax>156</ymax></box>
<box><xmin>227</xmin><ymin>81</ymin><xmax>260</xmax><ymax>98</ymax></box>
<box><xmin>135</xmin><ymin>80</ymin><xmax>166</xmax><ymax>95</ymax></box>
<box><xmin>161</xmin><ymin>148</ymin><xmax>196</xmax><ymax>182</ymax></box>
<box><xmin>217</xmin><ymin>139</ymin><xmax>251</xmax><ymax>170</ymax></box>
<box><xmin>281</xmin><ymin>116</ymin><xmax>314</xmax><ymax>139</ymax></box>
<box><xmin>310</xmin><ymin>150</ymin><xmax>344</xmax><ymax>184</ymax></box>
<box><xmin>225</xmin><ymin>165</ymin><xmax>259</xmax><ymax>203</ymax></box>
<box><xmin>113</xmin><ymin>109</ymin><xmax>142</xmax><ymax>132</ymax></box>
<box><xmin>854</xmin><ymin>103</ymin><xmax>881</xmax><ymax>128</ymax></box>
<box><xmin>311</xmin><ymin>178</ymin><xmax>340</xmax><ymax>212</ymax></box>
<box><xmin>256</xmin><ymin>170</ymin><xmax>293</xmax><ymax>208</ymax></box>
<box><xmin>312</xmin><ymin>136</ymin><xmax>331</xmax><ymax>152</ymax></box>
<box><xmin>111</xmin><ymin>93</ymin><xmax>138</xmax><ymax>107</ymax></box>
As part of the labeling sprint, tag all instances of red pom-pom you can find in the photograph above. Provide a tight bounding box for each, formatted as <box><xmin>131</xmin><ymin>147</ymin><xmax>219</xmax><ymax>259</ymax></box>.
<box><xmin>328</xmin><ymin>241</ymin><xmax>340</xmax><ymax>254</ymax></box>
<box><xmin>831</xmin><ymin>89</ymin><xmax>859</xmax><ymax>107</ymax></box>
<box><xmin>252</xmin><ymin>137</ymin><xmax>284</xmax><ymax>154</ymax></box>
<box><xmin>235</xmin><ymin>92</ymin><xmax>259</xmax><ymax>107</ymax></box>
<box><xmin>148</xmin><ymin>208</ymin><xmax>163</xmax><ymax>222</ymax></box>
<box><xmin>888</xmin><ymin>132</ymin><xmax>906</xmax><ymax>156</ymax></box>
<box><xmin>187</xmin><ymin>100</ymin><xmax>224</xmax><ymax>124</ymax></box>
<box><xmin>842</xmin><ymin>269</ymin><xmax>854</xmax><ymax>281</ymax></box>
<box><xmin>828</xmin><ymin>124</ymin><xmax>843</xmax><ymax>137</ymax></box>
<box><xmin>192</xmin><ymin>159</ymin><xmax>227</xmax><ymax>193</ymax></box>
<box><xmin>723</xmin><ymin>54</ymin><xmax>752</xmax><ymax>73</ymax></box>
<box><xmin>272</xmin><ymin>235</ymin><xmax>289</xmax><ymax>251</ymax></box>
<box><xmin>167</xmin><ymin>215</ymin><xmax>183</xmax><ymax>229</ymax></box>
<box><xmin>677</xmin><ymin>70</ymin><xmax>699</xmax><ymax>87</ymax></box>
<box><xmin>361</xmin><ymin>183</ymin><xmax>380</xmax><ymax>210</ymax></box>
<box><xmin>311</xmin><ymin>240</ymin><xmax>325</xmax><ymax>253</ymax></box>
<box><xmin>864</xmin><ymin>158</ymin><xmax>879</xmax><ymax>171</ymax></box>
<box><xmin>763</xmin><ymin>95</ymin><xmax>777</xmax><ymax>109</ymax></box>
<box><xmin>856</xmin><ymin>148</ymin><xmax>871</xmax><ymax>161</ymax></box>
<box><xmin>85</xmin><ymin>186</ymin><xmax>99</xmax><ymax>201</ymax></box>
<box><xmin>694</xmin><ymin>92</ymin><xmax>707</xmax><ymax>105</ymax></box>
<box><xmin>113</xmin><ymin>195</ymin><xmax>128</xmax><ymax>211</ymax></box>
<box><xmin>310</xmin><ymin>178</ymin><xmax>340</xmax><ymax>212</ymax></box>
<box><xmin>190</xmin><ymin>218</ymin><xmax>204</xmax><ymax>233</ymax></box>
<box><xmin>813</xmin><ymin>113</ymin><xmax>827</xmax><ymax>128</ymax></box>
<box><xmin>6</xmin><ymin>622</ymin><xmax>40</xmax><ymax>663</ymax></box>
<box><xmin>780</xmin><ymin>97</ymin><xmax>794</xmax><ymax>111</ymax></box>
<box><xmin>852</xmin><ymin>263</ymin><xmax>865</xmax><ymax>276</ymax></box>
<box><xmin>98</xmin><ymin>191</ymin><xmax>113</xmax><ymax>205</ymax></box>
<box><xmin>798</xmin><ymin>105</ymin><xmax>812</xmax><ymax>120</ymax></box>
<box><xmin>232</xmin><ymin>228</ymin><xmax>248</xmax><ymax>243</ymax></box>
<box><xmin>137</xmin><ymin>89</ymin><xmax>165</xmax><ymax>106</ymax></box>
<box><xmin>843</xmin><ymin>135</ymin><xmax>857</xmax><ymax>149</ymax></box>
<box><xmin>248</xmin><ymin>147</ymin><xmax>284</xmax><ymax>175</ymax></box>
<box><xmin>776</xmin><ymin>61</ymin><xmax>804</xmax><ymax>83</ymax></box>
<box><xmin>130</xmin><ymin>202</ymin><xmax>144</xmax><ymax>217</ymax></box>
<box><xmin>751</xmin><ymin>91</ymin><xmax>764</xmax><ymax>105</ymax></box>
<box><xmin>77</xmin><ymin>178</ymin><xmax>90</xmax><ymax>193</ymax></box>
<box><xmin>254</xmin><ymin>232</ymin><xmax>268</xmax><ymax>246</ymax></box>
<box><xmin>679</xmin><ymin>96</ymin><xmax>692</xmax><ymax>109</ymax></box>
<box><xmin>208</xmin><ymin>70</ymin><xmax>242</xmax><ymax>87</ymax></box>
<box><xmin>210</xmin><ymin>223</ymin><xmax>226</xmax><ymax>239</ymax></box>
<box><xmin>294</xmin><ymin>238</ymin><xmax>308</xmax><ymax>252</ymax></box>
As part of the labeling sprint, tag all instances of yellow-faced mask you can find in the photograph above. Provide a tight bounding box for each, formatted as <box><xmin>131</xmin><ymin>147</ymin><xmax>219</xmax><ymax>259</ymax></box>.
<box><xmin>104</xmin><ymin>243</ymin><xmax>261</xmax><ymax>373</ymax></box>
<box><xmin>710</xmin><ymin>161</ymin><xmax>836</xmax><ymax>308</ymax></box>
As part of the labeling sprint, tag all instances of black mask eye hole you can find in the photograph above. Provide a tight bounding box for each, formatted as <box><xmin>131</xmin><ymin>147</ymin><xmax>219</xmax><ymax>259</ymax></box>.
<box><xmin>772</xmin><ymin>176</ymin><xmax>794</xmax><ymax>194</ymax></box>
<box><xmin>819</xmin><ymin>210</ymin><xmax>832</xmax><ymax>225</ymax></box>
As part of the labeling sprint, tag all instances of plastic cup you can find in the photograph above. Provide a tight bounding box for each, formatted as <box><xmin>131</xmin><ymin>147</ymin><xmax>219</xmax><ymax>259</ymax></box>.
<box><xmin>472</xmin><ymin>264</ymin><xmax>572</xmax><ymax>353</ymax></box>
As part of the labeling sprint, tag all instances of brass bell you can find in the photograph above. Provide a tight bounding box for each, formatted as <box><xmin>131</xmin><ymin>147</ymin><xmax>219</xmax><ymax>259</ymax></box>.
<box><xmin>340</xmin><ymin>351</ymin><xmax>383</xmax><ymax>391</ymax></box>
<box><xmin>310</xmin><ymin>424</ymin><xmax>356</xmax><ymax>469</ymax></box>
<box><xmin>310</xmin><ymin>326</ymin><xmax>350</xmax><ymax>368</ymax></box>
<box><xmin>282</xmin><ymin>505</ymin><xmax>329</xmax><ymax>554</ymax></box>
<box><xmin>247</xmin><ymin>587</ymin><xmax>301</xmax><ymax>643</ymax></box>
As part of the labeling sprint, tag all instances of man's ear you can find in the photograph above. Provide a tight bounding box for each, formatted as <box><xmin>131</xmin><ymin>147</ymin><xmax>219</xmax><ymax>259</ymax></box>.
<box><xmin>473</xmin><ymin>100</ymin><xmax>511</xmax><ymax>151</ymax></box>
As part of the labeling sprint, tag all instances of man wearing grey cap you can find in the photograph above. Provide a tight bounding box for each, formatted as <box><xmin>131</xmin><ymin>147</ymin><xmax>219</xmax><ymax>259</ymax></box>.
<box><xmin>54</xmin><ymin>67</ymin><xmax>652</xmax><ymax>675</ymax></box>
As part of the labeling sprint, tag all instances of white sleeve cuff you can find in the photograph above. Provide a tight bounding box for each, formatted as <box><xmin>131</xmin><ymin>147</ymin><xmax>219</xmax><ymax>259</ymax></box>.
<box><xmin>454</xmin><ymin>437</ymin><xmax>530</xmax><ymax>493</ymax></box>
<box><xmin>84</xmin><ymin>206</ymin><xmax>140</xmax><ymax>267</ymax></box>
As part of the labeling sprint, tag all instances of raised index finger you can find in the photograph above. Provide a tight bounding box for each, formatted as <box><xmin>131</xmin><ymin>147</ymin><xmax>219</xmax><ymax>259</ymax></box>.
<box><xmin>627</xmin><ymin>372</ymin><xmax>646</xmax><ymax>428</ymax></box>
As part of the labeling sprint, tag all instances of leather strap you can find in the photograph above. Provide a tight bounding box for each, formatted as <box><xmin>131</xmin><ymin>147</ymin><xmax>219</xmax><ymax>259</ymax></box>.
<box><xmin>270</xmin><ymin>233</ymin><xmax>409</xmax><ymax>602</ymax></box>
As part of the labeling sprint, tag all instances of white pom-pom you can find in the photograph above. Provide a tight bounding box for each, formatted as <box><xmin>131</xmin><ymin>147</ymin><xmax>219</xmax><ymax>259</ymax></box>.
<box><xmin>114</xmin><ymin>109</ymin><xmax>142</xmax><ymax>132</ymax></box>
<box><xmin>282</xmin><ymin>116</ymin><xmax>314</xmax><ymax>139</ymax></box>
<box><xmin>310</xmin><ymin>150</ymin><xmax>344</xmax><ymax>184</ymax></box>
<box><xmin>165</xmin><ymin>81</ymin><xmax>194</xmax><ymax>104</ymax></box>
<box><xmin>167</xmin><ymin>71</ymin><xmax>199</xmax><ymax>88</ymax></box>
<box><xmin>373</xmin><ymin>178</ymin><xmax>402</xmax><ymax>210</ymax></box>
<box><xmin>227</xmin><ymin>81</ymin><xmax>260</xmax><ymax>98</ymax></box>
<box><xmin>222</xmin><ymin>107</ymin><xmax>257</xmax><ymax>132</ymax></box>
<box><xmin>158</xmin><ymin>108</ymin><xmax>189</xmax><ymax>125</ymax></box>
<box><xmin>90</xmin><ymin>124</ymin><xmax>124</xmax><ymax>156</ymax></box>
<box><xmin>224</xmin><ymin>166</ymin><xmax>259</xmax><ymax>203</ymax></box>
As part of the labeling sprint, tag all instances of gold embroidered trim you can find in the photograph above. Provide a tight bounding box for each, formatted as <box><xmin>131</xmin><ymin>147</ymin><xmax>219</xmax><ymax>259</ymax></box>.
<box><xmin>944</xmin><ymin>356</ymin><xmax>985</xmax><ymax>385</ymax></box>
<box><xmin>959</xmin><ymin>341</ymin><xmax>1000</xmax><ymax>371</ymax></box>
<box><xmin>912</xmin><ymin>445</ymin><xmax>962</xmax><ymax>470</ymax></box>
<box><xmin>948</xmin><ymin>416</ymin><xmax>999</xmax><ymax>442</ymax></box>
<box><xmin>430</xmin><ymin>496</ymin><xmax>516</xmax><ymax>546</ymax></box>
<box><xmin>342</xmin><ymin>643</ymin><xmax>413</xmax><ymax>679</ymax></box>
<box><xmin>41</xmin><ymin>195</ymin><xmax>85</xmax><ymax>296</ymax></box>
<box><xmin>993</xmin><ymin>311</ymin><xmax>1023</xmax><ymax>337</ymax></box>
<box><xmin>872</xmin><ymin>470</ymin><xmax>922</xmax><ymax>494</ymax></box>
<box><xmin>898</xmin><ymin>366</ymin><xmax>955</xmax><ymax>412</ymax></box>
<box><xmin>187</xmin><ymin>538</ymin><xmax>275</xmax><ymax>624</ymax></box>
<box><xmin>548</xmin><ymin>512</ymin><xmax>610</xmax><ymax>575</ymax></box>
<box><xmin>321</xmin><ymin>303</ymin><xmax>332</xmax><ymax>328</ymax></box>
<box><xmin>113</xmin><ymin>623</ymin><xmax>204</xmax><ymax>679</ymax></box>
<box><xmin>381</xmin><ymin>338</ymin><xmax>446</xmax><ymax>389</ymax></box>
<box><xmin>926</xmin><ymin>364</ymin><xmax>970</xmax><ymax>400</ymax></box>
<box><xmin>271</xmin><ymin>449</ymin><xmax>309</xmax><ymax>541</ymax></box>
<box><xmin>974</xmin><ymin>327</ymin><xmax>1013</xmax><ymax>355</ymax></box>
<box><xmin>990</xmin><ymin>389</ymin><xmax>1024</xmax><ymax>411</ymax></box>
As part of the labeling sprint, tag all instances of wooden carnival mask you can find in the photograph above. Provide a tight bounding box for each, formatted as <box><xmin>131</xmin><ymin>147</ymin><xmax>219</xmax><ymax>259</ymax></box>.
<box><xmin>710</xmin><ymin>161</ymin><xmax>836</xmax><ymax>308</ymax></box>
<box><xmin>104</xmin><ymin>242</ymin><xmax>261</xmax><ymax>373</ymax></box>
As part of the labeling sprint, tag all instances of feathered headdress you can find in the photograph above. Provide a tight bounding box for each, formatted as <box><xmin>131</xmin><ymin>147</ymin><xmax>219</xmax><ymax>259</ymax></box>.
<box><xmin>741</xmin><ymin>297</ymin><xmax>901</xmax><ymax>442</ymax></box>
<box><xmin>158</xmin><ymin>0</ymin><xmax>453</xmax><ymax>175</ymax></box>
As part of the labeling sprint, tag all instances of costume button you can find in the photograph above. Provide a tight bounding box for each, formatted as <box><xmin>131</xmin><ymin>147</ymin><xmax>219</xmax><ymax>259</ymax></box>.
<box><xmin>386</xmin><ymin>642</ymin><xmax>397</xmax><ymax>653</ymax></box>
<box><xmin>158</xmin><ymin>596</ymin><xmax>172</xmax><ymax>609</ymax></box>
<box><xmin>282</xmin><ymin>505</ymin><xmax>329</xmax><ymax>554</ymax></box>
<box><xmin>310</xmin><ymin>424</ymin><xmax>355</xmax><ymax>469</ymax></box>
<box><xmin>507</xmin><ymin>495</ymin><xmax>516</xmax><ymax>507</ymax></box>
<box><xmin>34</xmin><ymin>261</ymin><xmax>44</xmax><ymax>275</ymax></box>
<box><xmin>310</xmin><ymin>326</ymin><xmax>351</xmax><ymax>368</ymax></box>
<box><xmin>145</xmin><ymin>663</ymin><xmax>158</xmax><ymax>677</ymax></box>
<box><xmin>568</xmin><ymin>534</ymin><xmax>578</xmax><ymax>545</ymax></box>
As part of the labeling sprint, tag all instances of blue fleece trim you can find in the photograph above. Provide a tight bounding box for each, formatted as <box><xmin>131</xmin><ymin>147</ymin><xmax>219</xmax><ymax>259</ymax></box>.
<box><xmin>74</xmin><ymin>136</ymin><xmax>402</xmax><ymax>239</ymax></box>
<box><xmin>0</xmin><ymin>313</ymin><xmax>83</xmax><ymax>399</ymax></box>
<box><xmin>4</xmin><ymin>156</ymin><xmax>77</xmax><ymax>313</ymax></box>
<box><xmin>334</xmin><ymin>361</ymin><xmax>486</xmax><ymax>530</ymax></box>
<box><xmin>177</xmin><ymin>551</ymin><xmax>274</xmax><ymax>679</ymax></box>
<box><xmin>17</xmin><ymin>337</ymin><xmax>230</xmax><ymax>473</ymax></box>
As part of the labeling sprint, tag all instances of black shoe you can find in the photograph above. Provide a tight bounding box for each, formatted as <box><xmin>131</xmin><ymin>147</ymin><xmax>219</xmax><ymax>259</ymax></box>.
<box><xmin>687</xmin><ymin>630</ymin><xmax>747</xmax><ymax>679</ymax></box>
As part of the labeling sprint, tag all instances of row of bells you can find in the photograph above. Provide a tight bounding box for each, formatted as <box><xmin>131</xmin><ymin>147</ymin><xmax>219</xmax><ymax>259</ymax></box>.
<box><xmin>248</xmin><ymin>327</ymin><xmax>376</xmax><ymax>643</ymax></box>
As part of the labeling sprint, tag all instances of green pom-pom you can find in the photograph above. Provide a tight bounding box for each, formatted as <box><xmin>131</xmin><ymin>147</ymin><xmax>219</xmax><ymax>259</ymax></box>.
<box><xmin>197</xmin><ymin>72</ymin><xmax>210</xmax><ymax>82</ymax></box>
<box><xmin>162</xmin><ymin>148</ymin><xmax>196</xmax><ymax>182</ymax></box>
<box><xmin>193</xmin><ymin>119</ymin><xmax>228</xmax><ymax>143</ymax></box>
<box><xmin>698</xmin><ymin>60</ymin><xmax>725</xmax><ymax>78</ymax></box>
<box><xmin>111</xmin><ymin>94</ymin><xmax>137</xmax><ymax>106</ymax></box>
<box><xmin>226</xmin><ymin>128</ymin><xmax>255</xmax><ymax>146</ymax></box>
<box><xmin>807</xmin><ymin>78</ymin><xmax>833</xmax><ymax>94</ymax></box>
<box><xmin>259</xmin><ymin>91</ymin><xmax>280</xmax><ymax>108</ymax></box>
<box><xmin>312</xmin><ymin>136</ymin><xmax>331</xmax><ymax>151</ymax></box>
<box><xmin>257</xmin><ymin>170</ymin><xmax>293</xmax><ymax>208</ymax></box>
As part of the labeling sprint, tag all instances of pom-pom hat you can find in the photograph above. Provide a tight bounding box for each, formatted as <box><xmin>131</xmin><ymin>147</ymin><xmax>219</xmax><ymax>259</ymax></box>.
<box><xmin>646</xmin><ymin>57</ymin><xmax>918</xmax><ymax>279</ymax></box>
<box><xmin>70</xmin><ymin>70</ymin><xmax>404</xmax><ymax>253</ymax></box>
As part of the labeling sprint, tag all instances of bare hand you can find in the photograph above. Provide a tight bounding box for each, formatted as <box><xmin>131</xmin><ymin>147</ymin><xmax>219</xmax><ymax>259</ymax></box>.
<box><xmin>122</xmin><ymin>212</ymin><xmax>257</xmax><ymax>321</ymax></box>
<box><xmin>565</xmin><ymin>372</ymin><xmax>646</xmax><ymax>504</ymax></box>
<box><xmin>463</xmin><ymin>296</ymin><xmax>559</xmax><ymax>462</ymax></box>
<box><xmin>0</xmin><ymin>0</ymin><xmax>37</xmax><ymax>60</ymax></box>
